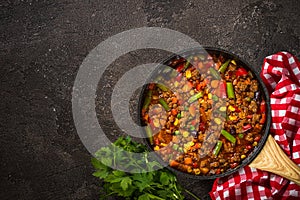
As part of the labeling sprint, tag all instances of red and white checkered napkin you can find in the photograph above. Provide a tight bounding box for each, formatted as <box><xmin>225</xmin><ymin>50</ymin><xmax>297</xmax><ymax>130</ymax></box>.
<box><xmin>210</xmin><ymin>52</ymin><xmax>300</xmax><ymax>200</ymax></box>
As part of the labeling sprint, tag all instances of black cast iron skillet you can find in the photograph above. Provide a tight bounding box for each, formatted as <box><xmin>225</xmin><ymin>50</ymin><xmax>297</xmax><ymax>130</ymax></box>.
<box><xmin>138</xmin><ymin>47</ymin><xmax>300</xmax><ymax>184</ymax></box>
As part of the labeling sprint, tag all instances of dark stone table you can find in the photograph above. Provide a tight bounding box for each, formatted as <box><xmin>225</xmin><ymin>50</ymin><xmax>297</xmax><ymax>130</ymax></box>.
<box><xmin>1</xmin><ymin>0</ymin><xmax>299</xmax><ymax>199</ymax></box>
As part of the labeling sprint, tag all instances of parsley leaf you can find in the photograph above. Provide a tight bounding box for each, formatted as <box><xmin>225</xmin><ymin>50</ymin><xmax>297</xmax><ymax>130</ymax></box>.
<box><xmin>120</xmin><ymin>177</ymin><xmax>132</xmax><ymax>191</ymax></box>
<box><xmin>160</xmin><ymin>171</ymin><xmax>170</xmax><ymax>185</ymax></box>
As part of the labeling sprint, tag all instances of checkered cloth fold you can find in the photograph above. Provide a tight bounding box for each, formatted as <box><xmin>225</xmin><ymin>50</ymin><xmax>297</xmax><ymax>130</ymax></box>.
<box><xmin>210</xmin><ymin>52</ymin><xmax>300</xmax><ymax>200</ymax></box>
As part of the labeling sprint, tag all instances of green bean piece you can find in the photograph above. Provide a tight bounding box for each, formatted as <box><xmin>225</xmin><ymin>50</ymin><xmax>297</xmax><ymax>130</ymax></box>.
<box><xmin>209</xmin><ymin>67</ymin><xmax>221</xmax><ymax>80</ymax></box>
<box><xmin>226</xmin><ymin>82</ymin><xmax>235</xmax><ymax>99</ymax></box>
<box><xmin>143</xmin><ymin>90</ymin><xmax>152</xmax><ymax>110</ymax></box>
<box><xmin>221</xmin><ymin>129</ymin><xmax>236</xmax><ymax>144</ymax></box>
<box><xmin>156</xmin><ymin>83</ymin><xmax>168</xmax><ymax>92</ymax></box>
<box><xmin>184</xmin><ymin>56</ymin><xmax>193</xmax><ymax>70</ymax></box>
<box><xmin>188</xmin><ymin>91</ymin><xmax>203</xmax><ymax>103</ymax></box>
<box><xmin>218</xmin><ymin>59</ymin><xmax>231</xmax><ymax>73</ymax></box>
<box><xmin>212</xmin><ymin>140</ymin><xmax>223</xmax><ymax>156</ymax></box>
<box><xmin>159</xmin><ymin>98</ymin><xmax>171</xmax><ymax>111</ymax></box>
<box><xmin>145</xmin><ymin>125</ymin><xmax>153</xmax><ymax>145</ymax></box>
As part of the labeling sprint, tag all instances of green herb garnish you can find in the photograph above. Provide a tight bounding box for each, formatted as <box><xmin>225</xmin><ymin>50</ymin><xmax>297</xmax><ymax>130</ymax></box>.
<box><xmin>92</xmin><ymin>136</ymin><xmax>201</xmax><ymax>200</ymax></box>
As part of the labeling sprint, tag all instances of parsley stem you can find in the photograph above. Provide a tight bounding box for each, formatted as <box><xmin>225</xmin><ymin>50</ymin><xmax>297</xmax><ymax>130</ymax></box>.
<box><xmin>184</xmin><ymin>188</ymin><xmax>201</xmax><ymax>200</ymax></box>
<box><xmin>147</xmin><ymin>193</ymin><xmax>165</xmax><ymax>200</ymax></box>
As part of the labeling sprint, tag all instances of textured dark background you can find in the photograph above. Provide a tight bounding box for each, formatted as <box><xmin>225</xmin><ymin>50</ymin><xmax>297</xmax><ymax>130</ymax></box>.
<box><xmin>1</xmin><ymin>0</ymin><xmax>299</xmax><ymax>199</ymax></box>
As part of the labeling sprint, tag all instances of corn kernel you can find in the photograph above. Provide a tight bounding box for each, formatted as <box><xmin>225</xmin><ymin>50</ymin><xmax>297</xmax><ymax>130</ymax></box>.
<box><xmin>229</xmin><ymin>115</ymin><xmax>237</xmax><ymax>121</ymax></box>
<box><xmin>231</xmin><ymin>60</ymin><xmax>236</xmax><ymax>65</ymax></box>
<box><xmin>208</xmin><ymin>93</ymin><xmax>212</xmax><ymax>99</ymax></box>
<box><xmin>186</xmin><ymin>70</ymin><xmax>192</xmax><ymax>78</ymax></box>
<box><xmin>189</xmin><ymin>141</ymin><xmax>194</xmax><ymax>146</ymax></box>
<box><xmin>253</xmin><ymin>141</ymin><xmax>258</xmax><ymax>146</ymax></box>
<box><xmin>183</xmin><ymin>131</ymin><xmax>189</xmax><ymax>138</ymax></box>
<box><xmin>214</xmin><ymin>118</ymin><xmax>222</xmax><ymax>125</ymax></box>
<box><xmin>219</xmin><ymin>106</ymin><xmax>227</xmax><ymax>112</ymax></box>
<box><xmin>184</xmin><ymin>148</ymin><xmax>188</xmax><ymax>153</ymax></box>
<box><xmin>185</xmin><ymin>141</ymin><xmax>194</xmax><ymax>147</ymax></box>
<box><xmin>189</xmin><ymin>90</ymin><xmax>195</xmax><ymax>96</ymax></box>
<box><xmin>228</xmin><ymin>105</ymin><xmax>235</xmax><ymax>112</ymax></box>
<box><xmin>161</xmin><ymin>143</ymin><xmax>167</xmax><ymax>147</ymax></box>
<box><xmin>241</xmin><ymin>154</ymin><xmax>246</xmax><ymax>159</ymax></box>
<box><xmin>174</xmin><ymin>118</ymin><xmax>179</xmax><ymax>126</ymax></box>
<box><xmin>154</xmin><ymin>146</ymin><xmax>160</xmax><ymax>151</ymax></box>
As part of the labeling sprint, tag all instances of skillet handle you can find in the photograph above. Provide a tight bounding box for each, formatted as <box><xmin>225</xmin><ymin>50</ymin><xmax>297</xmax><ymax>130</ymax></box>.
<box><xmin>249</xmin><ymin>135</ymin><xmax>300</xmax><ymax>186</ymax></box>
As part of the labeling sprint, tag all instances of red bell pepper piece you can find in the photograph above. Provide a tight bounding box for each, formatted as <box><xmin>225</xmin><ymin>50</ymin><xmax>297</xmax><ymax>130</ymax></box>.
<box><xmin>236</xmin><ymin>67</ymin><xmax>248</xmax><ymax>76</ymax></box>
<box><xmin>176</xmin><ymin>63</ymin><xmax>184</xmax><ymax>72</ymax></box>
<box><xmin>254</xmin><ymin>135</ymin><xmax>261</xmax><ymax>142</ymax></box>
<box><xmin>260</xmin><ymin>100</ymin><xmax>266</xmax><ymax>113</ymax></box>
<box><xmin>233</xmin><ymin>106</ymin><xmax>241</xmax><ymax>112</ymax></box>
<box><xmin>260</xmin><ymin>113</ymin><xmax>266</xmax><ymax>124</ymax></box>
<box><xmin>242</xmin><ymin>124</ymin><xmax>252</xmax><ymax>132</ymax></box>
<box><xmin>246</xmin><ymin>114</ymin><xmax>253</xmax><ymax>119</ymax></box>
<box><xmin>219</xmin><ymin>81</ymin><xmax>227</xmax><ymax>98</ymax></box>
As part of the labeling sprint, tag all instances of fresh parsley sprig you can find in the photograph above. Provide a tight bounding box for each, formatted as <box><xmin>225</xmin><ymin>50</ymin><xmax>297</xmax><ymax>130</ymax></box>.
<box><xmin>91</xmin><ymin>136</ymin><xmax>201</xmax><ymax>200</ymax></box>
